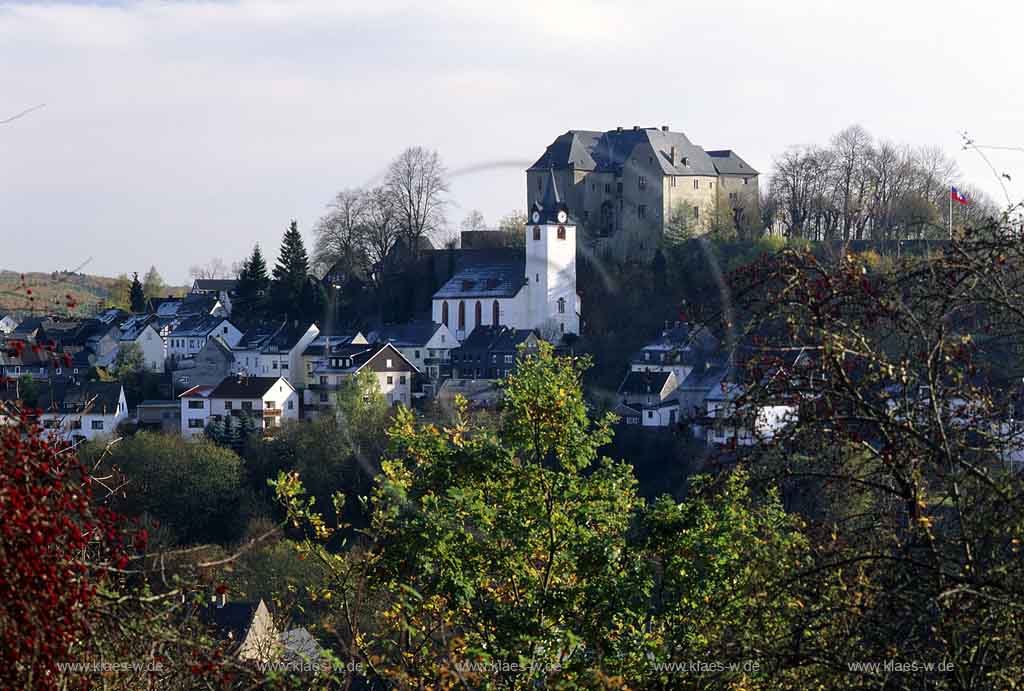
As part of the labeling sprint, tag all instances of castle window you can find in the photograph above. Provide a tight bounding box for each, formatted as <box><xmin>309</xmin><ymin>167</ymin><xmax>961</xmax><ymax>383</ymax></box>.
<box><xmin>638</xmin><ymin>176</ymin><xmax>647</xmax><ymax>190</ymax></box>
<box><xmin>693</xmin><ymin>179</ymin><xmax>699</xmax><ymax>190</ymax></box>
<box><xmin>442</xmin><ymin>301</ymin><xmax>449</xmax><ymax>326</ymax></box>
<box><xmin>671</xmin><ymin>176</ymin><xmax>677</xmax><ymax>187</ymax></box>
<box><xmin>616</xmin><ymin>182</ymin><xmax>623</xmax><ymax>195</ymax></box>
<box><xmin>557</xmin><ymin>226</ymin><xmax>566</xmax><ymax>240</ymax></box>
<box><xmin>693</xmin><ymin>206</ymin><xmax>700</xmax><ymax>220</ymax></box>
<box><xmin>475</xmin><ymin>301</ymin><xmax>482</xmax><ymax>327</ymax></box>
<box><xmin>744</xmin><ymin>178</ymin><xmax>749</xmax><ymax>185</ymax></box>
<box><xmin>729</xmin><ymin>192</ymin><xmax>738</xmax><ymax>201</ymax></box>
<box><xmin>533</xmin><ymin>226</ymin><xmax>541</xmax><ymax>241</ymax></box>
<box><xmin>557</xmin><ymin>297</ymin><xmax>566</xmax><ymax>314</ymax></box>
<box><xmin>605</xmin><ymin>183</ymin><xmax>611</xmax><ymax>194</ymax></box>
<box><xmin>638</xmin><ymin>205</ymin><xmax>647</xmax><ymax>219</ymax></box>
<box><xmin>458</xmin><ymin>301</ymin><xmax>465</xmax><ymax>330</ymax></box>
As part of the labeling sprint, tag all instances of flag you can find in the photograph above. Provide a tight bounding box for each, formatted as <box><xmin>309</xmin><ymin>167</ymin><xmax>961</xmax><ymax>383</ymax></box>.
<box><xmin>951</xmin><ymin>186</ymin><xmax>970</xmax><ymax>206</ymax></box>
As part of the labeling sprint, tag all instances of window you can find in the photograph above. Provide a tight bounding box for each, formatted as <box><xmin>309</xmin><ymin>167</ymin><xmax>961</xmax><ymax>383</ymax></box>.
<box><xmin>414</xmin><ymin>350</ymin><xmax>421</xmax><ymax>359</ymax></box>
<box><xmin>224</xmin><ymin>400</ymin><xmax>233</xmax><ymax>410</ymax></box>
<box><xmin>188</xmin><ymin>419</ymin><xmax>204</xmax><ymax>429</ymax></box>
<box><xmin>272</xmin><ymin>361</ymin><xmax>278</xmax><ymax>369</ymax></box>
<box><xmin>693</xmin><ymin>206</ymin><xmax>699</xmax><ymax>220</ymax></box>
<box><xmin>458</xmin><ymin>301</ymin><xmax>465</xmax><ymax>330</ymax></box>
<box><xmin>475</xmin><ymin>301</ymin><xmax>482</xmax><ymax>327</ymax></box>
<box><xmin>387</xmin><ymin>376</ymin><xmax>393</xmax><ymax>385</ymax></box>
<box><xmin>671</xmin><ymin>176</ymin><xmax>677</xmax><ymax>188</ymax></box>
<box><xmin>710</xmin><ymin>182</ymin><xmax>714</xmax><ymax>190</ymax></box>
<box><xmin>647</xmin><ymin>411</ymin><xmax>653</xmax><ymax>419</ymax></box>
<box><xmin>557</xmin><ymin>225</ymin><xmax>566</xmax><ymax>240</ymax></box>
<box><xmin>281</xmin><ymin>362</ymin><xmax>288</xmax><ymax>369</ymax></box>
<box><xmin>428</xmin><ymin>348</ymin><xmax>436</xmax><ymax>357</ymax></box>
<box><xmin>319</xmin><ymin>392</ymin><xmax>328</xmax><ymax>403</ymax></box>
<box><xmin>616</xmin><ymin>181</ymin><xmax>623</xmax><ymax>195</ymax></box>
<box><xmin>604</xmin><ymin>183</ymin><xmax>611</xmax><ymax>194</ymax></box>
<box><xmin>693</xmin><ymin>179</ymin><xmax>699</xmax><ymax>190</ymax></box>
<box><xmin>729</xmin><ymin>192</ymin><xmax>738</xmax><ymax>201</ymax></box>
<box><xmin>583</xmin><ymin>210</ymin><xmax>590</xmax><ymax>222</ymax></box>
<box><xmin>222</xmin><ymin>326</ymin><xmax>228</xmax><ymax>334</ymax></box>
<box><xmin>55</xmin><ymin>368</ymin><xmax>61</xmax><ymax>375</ymax></box>
<box><xmin>533</xmin><ymin>226</ymin><xmax>540</xmax><ymax>241</ymax></box>
<box><xmin>442</xmin><ymin>301</ymin><xmax>449</xmax><ymax>326</ymax></box>
<box><xmin>535</xmin><ymin>273</ymin><xmax>540</xmax><ymax>283</ymax></box>
<box><xmin>188</xmin><ymin>400</ymin><xmax>204</xmax><ymax>409</ymax></box>
<box><xmin>399</xmin><ymin>375</ymin><xmax>406</xmax><ymax>385</ymax></box>
<box><xmin>504</xmin><ymin>354</ymin><xmax>514</xmax><ymax>364</ymax></box>
<box><xmin>242</xmin><ymin>401</ymin><xmax>253</xmax><ymax>411</ymax></box>
<box><xmin>638</xmin><ymin>176</ymin><xmax>647</xmax><ymax>190</ymax></box>
<box><xmin>44</xmin><ymin>419</ymin><xmax>60</xmax><ymax>429</ymax></box>
<box><xmin>557</xmin><ymin>297</ymin><xmax>566</xmax><ymax>314</ymax></box>
<box><xmin>638</xmin><ymin>204</ymin><xmax>647</xmax><ymax>219</ymax></box>
<box><xmin>743</xmin><ymin>177</ymin><xmax>749</xmax><ymax>185</ymax></box>
<box><xmin>319</xmin><ymin>375</ymin><xmax>328</xmax><ymax>385</ymax></box>
<box><xmin>265</xmin><ymin>400</ymin><xmax>276</xmax><ymax>409</ymax></box>
<box><xmin>492</xmin><ymin>300</ymin><xmax>500</xmax><ymax>325</ymax></box>
<box><xmin>386</xmin><ymin>358</ymin><xmax>393</xmax><ymax>368</ymax></box>
<box><xmin>288</xmin><ymin>400</ymin><xmax>294</xmax><ymax>410</ymax></box>
<box><xmin>70</xmin><ymin>419</ymin><xmax>82</xmax><ymax>430</ymax></box>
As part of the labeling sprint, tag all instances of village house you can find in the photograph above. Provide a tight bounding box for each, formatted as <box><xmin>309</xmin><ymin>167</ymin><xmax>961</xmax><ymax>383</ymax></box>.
<box><xmin>528</xmin><ymin>125</ymin><xmax>759</xmax><ymax>261</ymax></box>
<box><xmin>178</xmin><ymin>375</ymin><xmax>298</xmax><ymax>439</ymax></box>
<box><xmin>616</xmin><ymin>370</ymin><xmax>680</xmax><ymax>427</ymax></box>
<box><xmin>199</xmin><ymin>596</ymin><xmax>278</xmax><ymax>663</ymax></box>
<box><xmin>704</xmin><ymin>381</ymin><xmax>796</xmax><ymax>446</ymax></box>
<box><xmin>298</xmin><ymin>331</ymin><xmax>368</xmax><ymax>389</ymax></box>
<box><xmin>136</xmin><ymin>399</ymin><xmax>182</xmax><ymax>433</ymax></box>
<box><xmin>449</xmin><ymin>326</ymin><xmax>540</xmax><ymax>380</ymax></box>
<box><xmin>303</xmin><ymin>341</ymin><xmax>418</xmax><ymax>418</ymax></box>
<box><xmin>231</xmin><ymin>321</ymin><xmax>320</xmax><ymax>386</ymax></box>
<box><xmin>167</xmin><ymin>315</ymin><xmax>242</xmax><ymax>363</ymax></box>
<box><xmin>367</xmin><ymin>321</ymin><xmax>456</xmax><ymax>396</ymax></box>
<box><xmin>36</xmin><ymin>382</ymin><xmax>128</xmax><ymax>442</ymax></box>
<box><xmin>112</xmin><ymin>313</ymin><xmax>165</xmax><ymax>372</ymax></box>
<box><xmin>172</xmin><ymin>335</ymin><xmax>235</xmax><ymax>392</ymax></box>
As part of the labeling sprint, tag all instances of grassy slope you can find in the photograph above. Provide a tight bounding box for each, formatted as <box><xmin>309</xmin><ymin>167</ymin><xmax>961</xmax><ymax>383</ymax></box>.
<box><xmin>0</xmin><ymin>270</ymin><xmax>185</xmax><ymax>317</ymax></box>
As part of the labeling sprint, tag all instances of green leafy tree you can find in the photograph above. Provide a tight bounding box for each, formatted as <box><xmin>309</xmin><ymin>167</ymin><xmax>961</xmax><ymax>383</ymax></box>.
<box><xmin>107</xmin><ymin>273</ymin><xmax>131</xmax><ymax>310</ymax></box>
<box><xmin>112</xmin><ymin>342</ymin><xmax>145</xmax><ymax>379</ymax></box>
<box><xmin>141</xmin><ymin>265</ymin><xmax>166</xmax><ymax>300</ymax></box>
<box><xmin>335</xmin><ymin>367</ymin><xmax>391</xmax><ymax>464</ymax></box>
<box><xmin>270</xmin><ymin>220</ymin><xmax>311</xmax><ymax>317</ymax></box>
<box><xmin>129</xmin><ymin>272</ymin><xmax>146</xmax><ymax>313</ymax></box>
<box><xmin>16</xmin><ymin>374</ymin><xmax>39</xmax><ymax>408</ymax></box>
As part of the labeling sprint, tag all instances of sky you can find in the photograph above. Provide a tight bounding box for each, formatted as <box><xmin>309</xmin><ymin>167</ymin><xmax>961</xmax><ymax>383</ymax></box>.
<box><xmin>2</xmin><ymin>0</ymin><xmax>1022</xmax><ymax>284</ymax></box>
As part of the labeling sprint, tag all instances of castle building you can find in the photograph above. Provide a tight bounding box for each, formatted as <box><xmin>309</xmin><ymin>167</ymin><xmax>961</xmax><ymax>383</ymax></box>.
<box><xmin>432</xmin><ymin>171</ymin><xmax>580</xmax><ymax>341</ymax></box>
<box><xmin>527</xmin><ymin>126</ymin><xmax>759</xmax><ymax>261</ymax></box>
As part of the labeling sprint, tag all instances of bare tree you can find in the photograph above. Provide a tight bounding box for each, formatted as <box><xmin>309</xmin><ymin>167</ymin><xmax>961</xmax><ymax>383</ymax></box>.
<box><xmin>313</xmin><ymin>188</ymin><xmax>370</xmax><ymax>279</ymax></box>
<box><xmin>188</xmin><ymin>257</ymin><xmax>230</xmax><ymax>281</ymax></box>
<box><xmin>385</xmin><ymin>147</ymin><xmax>449</xmax><ymax>255</ymax></box>
<box><xmin>362</xmin><ymin>186</ymin><xmax>400</xmax><ymax>283</ymax></box>
<box><xmin>460</xmin><ymin>210</ymin><xmax>486</xmax><ymax>232</ymax></box>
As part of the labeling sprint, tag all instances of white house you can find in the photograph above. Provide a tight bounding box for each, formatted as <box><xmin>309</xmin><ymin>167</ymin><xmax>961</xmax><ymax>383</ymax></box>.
<box><xmin>367</xmin><ymin>321</ymin><xmax>456</xmax><ymax>394</ymax></box>
<box><xmin>168</xmin><ymin>315</ymin><xmax>243</xmax><ymax>362</ymax></box>
<box><xmin>179</xmin><ymin>375</ymin><xmax>298</xmax><ymax>439</ymax></box>
<box><xmin>0</xmin><ymin>313</ymin><xmax>19</xmax><ymax>334</ymax></box>
<box><xmin>116</xmin><ymin>314</ymin><xmax>165</xmax><ymax>372</ymax></box>
<box><xmin>616</xmin><ymin>370</ymin><xmax>681</xmax><ymax>427</ymax></box>
<box><xmin>38</xmin><ymin>382</ymin><xmax>128</xmax><ymax>442</ymax></box>
<box><xmin>705</xmin><ymin>382</ymin><xmax>796</xmax><ymax>446</ymax></box>
<box><xmin>431</xmin><ymin>170</ymin><xmax>580</xmax><ymax>341</ymax></box>
<box><xmin>232</xmin><ymin>321</ymin><xmax>320</xmax><ymax>387</ymax></box>
<box><xmin>304</xmin><ymin>342</ymin><xmax>419</xmax><ymax>418</ymax></box>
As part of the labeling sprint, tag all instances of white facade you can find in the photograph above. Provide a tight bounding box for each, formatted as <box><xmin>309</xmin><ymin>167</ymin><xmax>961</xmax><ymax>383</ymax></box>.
<box><xmin>168</xmin><ymin>320</ymin><xmax>243</xmax><ymax>360</ymax></box>
<box><xmin>232</xmin><ymin>324</ymin><xmax>320</xmax><ymax>387</ymax></box>
<box><xmin>706</xmin><ymin>384</ymin><xmax>796</xmax><ymax>446</ymax></box>
<box><xmin>122</xmin><ymin>323</ymin><xmax>166</xmax><ymax>372</ymax></box>
<box><xmin>40</xmin><ymin>389</ymin><xmax>129</xmax><ymax>442</ymax></box>
<box><xmin>180</xmin><ymin>376</ymin><xmax>298</xmax><ymax>439</ymax></box>
<box><xmin>0</xmin><ymin>315</ymin><xmax>18</xmax><ymax>334</ymax></box>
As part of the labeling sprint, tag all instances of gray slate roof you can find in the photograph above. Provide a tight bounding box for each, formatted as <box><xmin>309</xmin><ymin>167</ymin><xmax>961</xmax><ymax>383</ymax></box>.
<box><xmin>434</xmin><ymin>248</ymin><xmax>526</xmax><ymax>299</ymax></box>
<box><xmin>368</xmin><ymin>321</ymin><xmax>442</xmax><ymax>348</ymax></box>
<box><xmin>170</xmin><ymin>315</ymin><xmax>230</xmax><ymax>338</ymax></box>
<box><xmin>529</xmin><ymin>127</ymin><xmax>721</xmax><ymax>177</ymax></box>
<box><xmin>618</xmin><ymin>370</ymin><xmax>673</xmax><ymax>397</ymax></box>
<box><xmin>706</xmin><ymin>149</ymin><xmax>759</xmax><ymax>176</ymax></box>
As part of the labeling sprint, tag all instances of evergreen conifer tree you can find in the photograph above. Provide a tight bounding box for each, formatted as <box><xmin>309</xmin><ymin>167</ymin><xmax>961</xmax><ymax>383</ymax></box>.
<box><xmin>236</xmin><ymin>244</ymin><xmax>270</xmax><ymax>317</ymax></box>
<box><xmin>129</xmin><ymin>272</ymin><xmax>146</xmax><ymax>313</ymax></box>
<box><xmin>270</xmin><ymin>220</ymin><xmax>310</xmax><ymax>316</ymax></box>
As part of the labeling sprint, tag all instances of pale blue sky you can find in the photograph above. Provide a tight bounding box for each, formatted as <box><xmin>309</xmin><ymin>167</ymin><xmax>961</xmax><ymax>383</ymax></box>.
<box><xmin>2</xmin><ymin>0</ymin><xmax>1022</xmax><ymax>282</ymax></box>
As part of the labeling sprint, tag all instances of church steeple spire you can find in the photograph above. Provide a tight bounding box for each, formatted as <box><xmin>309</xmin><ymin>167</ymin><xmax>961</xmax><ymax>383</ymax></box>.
<box><xmin>530</xmin><ymin>167</ymin><xmax>575</xmax><ymax>225</ymax></box>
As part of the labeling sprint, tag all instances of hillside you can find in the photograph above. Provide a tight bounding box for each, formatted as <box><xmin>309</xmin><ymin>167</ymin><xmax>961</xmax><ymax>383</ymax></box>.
<box><xmin>0</xmin><ymin>270</ymin><xmax>185</xmax><ymax>317</ymax></box>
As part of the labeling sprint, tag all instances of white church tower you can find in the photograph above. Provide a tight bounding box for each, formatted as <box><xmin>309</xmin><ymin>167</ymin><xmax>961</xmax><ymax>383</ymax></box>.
<box><xmin>526</xmin><ymin>170</ymin><xmax>580</xmax><ymax>336</ymax></box>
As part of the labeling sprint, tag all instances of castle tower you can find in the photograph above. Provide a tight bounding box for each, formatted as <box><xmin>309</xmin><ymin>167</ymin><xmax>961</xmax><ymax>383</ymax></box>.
<box><xmin>526</xmin><ymin>170</ymin><xmax>579</xmax><ymax>336</ymax></box>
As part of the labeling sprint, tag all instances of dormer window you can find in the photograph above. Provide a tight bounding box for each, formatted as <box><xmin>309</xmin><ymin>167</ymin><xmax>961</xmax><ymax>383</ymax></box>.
<box><xmin>533</xmin><ymin>226</ymin><xmax>541</xmax><ymax>241</ymax></box>
<box><xmin>557</xmin><ymin>226</ymin><xmax>566</xmax><ymax>240</ymax></box>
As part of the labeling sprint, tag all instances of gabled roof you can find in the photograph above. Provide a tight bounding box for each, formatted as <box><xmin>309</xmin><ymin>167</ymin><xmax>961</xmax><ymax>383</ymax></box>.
<box><xmin>37</xmin><ymin>382</ymin><xmax>124</xmax><ymax>416</ymax></box>
<box><xmin>706</xmin><ymin>149</ymin><xmax>759</xmax><ymax>176</ymax></box>
<box><xmin>618</xmin><ymin>370</ymin><xmax>673</xmax><ymax>397</ymax></box>
<box><xmin>192</xmin><ymin>279</ymin><xmax>238</xmax><ymax>293</ymax></box>
<box><xmin>209</xmin><ymin>375</ymin><xmax>292</xmax><ymax>399</ymax></box>
<box><xmin>201</xmin><ymin>601</ymin><xmax>261</xmax><ymax>644</ymax></box>
<box><xmin>170</xmin><ymin>315</ymin><xmax>230</xmax><ymax>338</ymax></box>
<box><xmin>530</xmin><ymin>168</ymin><xmax>577</xmax><ymax>225</ymax></box>
<box><xmin>302</xmin><ymin>331</ymin><xmax>368</xmax><ymax>357</ymax></box>
<box><xmin>529</xmin><ymin>127</ymin><xmax>720</xmax><ymax>177</ymax></box>
<box><xmin>368</xmin><ymin>321</ymin><xmax>444</xmax><ymax>348</ymax></box>
<box><xmin>434</xmin><ymin>260</ymin><xmax>528</xmax><ymax>300</ymax></box>
<box><xmin>116</xmin><ymin>314</ymin><xmax>158</xmax><ymax>341</ymax></box>
<box><xmin>457</xmin><ymin>325</ymin><xmax>537</xmax><ymax>352</ymax></box>
<box><xmin>179</xmin><ymin>384</ymin><xmax>216</xmax><ymax>399</ymax></box>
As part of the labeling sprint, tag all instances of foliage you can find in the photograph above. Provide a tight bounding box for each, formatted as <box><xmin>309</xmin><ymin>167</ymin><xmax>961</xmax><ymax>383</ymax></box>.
<box><xmin>141</xmin><ymin>265</ymin><xmax>166</xmax><ymax>300</ymax></box>
<box><xmin>497</xmin><ymin>210</ymin><xmax>527</xmax><ymax>248</ymax></box>
<box><xmin>112</xmin><ymin>341</ymin><xmax>145</xmax><ymax>379</ymax></box>
<box><xmin>107</xmin><ymin>273</ymin><xmax>131</xmax><ymax>310</ymax></box>
<box><xmin>87</xmin><ymin>432</ymin><xmax>250</xmax><ymax>545</ymax></box>
<box><xmin>16</xmin><ymin>373</ymin><xmax>39</xmax><ymax>408</ymax></box>
<box><xmin>335</xmin><ymin>367</ymin><xmax>392</xmax><ymax>465</ymax></box>
<box><xmin>724</xmin><ymin>210</ymin><xmax>1024</xmax><ymax>688</ymax></box>
<box><xmin>0</xmin><ymin>417</ymin><xmax>131</xmax><ymax>688</ymax></box>
<box><xmin>129</xmin><ymin>271</ymin><xmax>146</xmax><ymax>312</ymax></box>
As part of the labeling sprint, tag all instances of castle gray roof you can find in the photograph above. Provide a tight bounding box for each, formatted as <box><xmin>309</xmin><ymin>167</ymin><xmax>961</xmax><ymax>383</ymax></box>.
<box><xmin>529</xmin><ymin>127</ymin><xmax>721</xmax><ymax>177</ymax></box>
<box><xmin>706</xmin><ymin>149</ymin><xmax>759</xmax><ymax>176</ymax></box>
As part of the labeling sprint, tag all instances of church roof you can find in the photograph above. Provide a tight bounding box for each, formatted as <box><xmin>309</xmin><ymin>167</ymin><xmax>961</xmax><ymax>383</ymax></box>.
<box><xmin>530</xmin><ymin>168</ymin><xmax>577</xmax><ymax>225</ymax></box>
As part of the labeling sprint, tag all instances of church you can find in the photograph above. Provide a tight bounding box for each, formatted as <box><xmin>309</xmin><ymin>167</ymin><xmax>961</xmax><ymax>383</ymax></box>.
<box><xmin>431</xmin><ymin>171</ymin><xmax>581</xmax><ymax>341</ymax></box>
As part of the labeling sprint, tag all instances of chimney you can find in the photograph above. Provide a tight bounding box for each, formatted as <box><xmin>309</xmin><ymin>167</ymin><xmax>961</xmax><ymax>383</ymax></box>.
<box><xmin>662</xmin><ymin>125</ymin><xmax>669</xmax><ymax>132</ymax></box>
<box><xmin>670</xmin><ymin>146</ymin><xmax>676</xmax><ymax>165</ymax></box>
<box><xmin>616</xmin><ymin>126</ymin><xmax>623</xmax><ymax>133</ymax></box>
<box><xmin>632</xmin><ymin>125</ymin><xmax>640</xmax><ymax>131</ymax></box>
